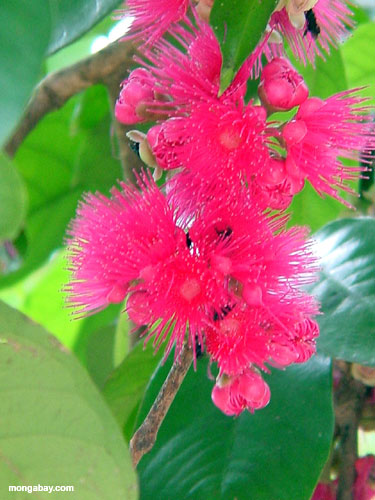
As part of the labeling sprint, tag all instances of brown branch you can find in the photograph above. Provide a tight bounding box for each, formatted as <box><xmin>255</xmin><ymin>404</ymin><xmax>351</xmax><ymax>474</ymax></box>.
<box><xmin>334</xmin><ymin>361</ymin><xmax>367</xmax><ymax>500</ymax></box>
<box><xmin>130</xmin><ymin>344</ymin><xmax>193</xmax><ymax>467</ymax></box>
<box><xmin>5</xmin><ymin>40</ymin><xmax>135</xmax><ymax>158</ymax></box>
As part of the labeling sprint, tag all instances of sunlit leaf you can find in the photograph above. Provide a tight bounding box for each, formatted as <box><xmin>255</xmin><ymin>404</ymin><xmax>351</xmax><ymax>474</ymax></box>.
<box><xmin>0</xmin><ymin>301</ymin><xmax>138</xmax><ymax>499</ymax></box>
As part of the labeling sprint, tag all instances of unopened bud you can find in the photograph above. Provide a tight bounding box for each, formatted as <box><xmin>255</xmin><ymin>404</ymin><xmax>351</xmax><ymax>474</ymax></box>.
<box><xmin>126</xmin><ymin>291</ymin><xmax>150</xmax><ymax>325</ymax></box>
<box><xmin>258</xmin><ymin>58</ymin><xmax>309</xmax><ymax>113</ymax></box>
<box><xmin>115</xmin><ymin>69</ymin><xmax>155</xmax><ymax>125</ymax></box>
<box><xmin>211</xmin><ymin>369</ymin><xmax>271</xmax><ymax>416</ymax></box>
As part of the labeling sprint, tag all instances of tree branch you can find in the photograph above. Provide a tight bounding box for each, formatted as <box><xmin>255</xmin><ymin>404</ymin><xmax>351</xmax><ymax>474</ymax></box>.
<box><xmin>130</xmin><ymin>344</ymin><xmax>193</xmax><ymax>467</ymax></box>
<box><xmin>5</xmin><ymin>40</ymin><xmax>135</xmax><ymax>158</ymax></box>
<box><xmin>335</xmin><ymin>361</ymin><xmax>367</xmax><ymax>500</ymax></box>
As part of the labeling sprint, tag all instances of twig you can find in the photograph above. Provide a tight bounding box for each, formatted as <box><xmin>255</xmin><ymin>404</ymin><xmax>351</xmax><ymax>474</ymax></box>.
<box><xmin>334</xmin><ymin>361</ymin><xmax>367</xmax><ymax>500</ymax></box>
<box><xmin>5</xmin><ymin>41</ymin><xmax>135</xmax><ymax>158</ymax></box>
<box><xmin>130</xmin><ymin>344</ymin><xmax>193</xmax><ymax>467</ymax></box>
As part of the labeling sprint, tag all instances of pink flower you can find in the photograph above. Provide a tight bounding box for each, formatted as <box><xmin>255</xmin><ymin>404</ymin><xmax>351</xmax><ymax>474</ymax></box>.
<box><xmin>282</xmin><ymin>92</ymin><xmax>374</xmax><ymax>203</ymax></box>
<box><xmin>135</xmin><ymin>18</ymin><xmax>223</xmax><ymax>112</ymax></box>
<box><xmin>212</xmin><ymin>369</ymin><xmax>271</xmax><ymax>416</ymax></box>
<box><xmin>132</xmin><ymin>16</ymin><xmax>267</xmax><ymax>114</ymax></box>
<box><xmin>310</xmin><ymin>482</ymin><xmax>337</xmax><ymax>500</ymax></box>
<box><xmin>268</xmin><ymin>0</ymin><xmax>354</xmax><ymax>66</ymax></box>
<box><xmin>66</xmin><ymin>173</ymin><xmax>232</xmax><ymax>361</ymax></box>
<box><xmin>120</xmin><ymin>0</ymin><xmax>189</xmax><ymax>45</ymax></box>
<box><xmin>115</xmin><ymin>69</ymin><xmax>156</xmax><ymax>124</ymax></box>
<box><xmin>65</xmin><ymin>174</ymin><xmax>180</xmax><ymax>315</ymax></box>
<box><xmin>189</xmin><ymin>188</ymin><xmax>319</xmax><ymax>305</ymax></box>
<box><xmin>149</xmin><ymin>99</ymin><xmax>270</xmax><ymax>179</ymax></box>
<box><xmin>258</xmin><ymin>57</ymin><xmax>309</xmax><ymax>112</ymax></box>
<box><xmin>129</xmin><ymin>249</ymin><xmax>229</xmax><ymax>360</ymax></box>
<box><xmin>188</xmin><ymin>189</ymin><xmax>319</xmax><ymax>374</ymax></box>
<box><xmin>354</xmin><ymin>456</ymin><xmax>375</xmax><ymax>500</ymax></box>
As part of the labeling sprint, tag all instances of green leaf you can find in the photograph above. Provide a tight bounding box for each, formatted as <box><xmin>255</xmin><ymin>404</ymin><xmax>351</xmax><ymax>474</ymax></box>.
<box><xmin>103</xmin><ymin>341</ymin><xmax>164</xmax><ymax>442</ymax></box>
<box><xmin>0</xmin><ymin>153</ymin><xmax>27</xmax><ymax>241</ymax></box>
<box><xmin>287</xmin><ymin>183</ymin><xmax>343</xmax><ymax>233</ymax></box>
<box><xmin>210</xmin><ymin>0</ymin><xmax>278</xmax><ymax>91</ymax></box>
<box><xmin>137</xmin><ymin>355</ymin><xmax>333</xmax><ymax>500</ymax></box>
<box><xmin>0</xmin><ymin>301</ymin><xmax>138</xmax><ymax>499</ymax></box>
<box><xmin>48</xmin><ymin>0</ymin><xmax>122</xmax><ymax>54</ymax></box>
<box><xmin>290</xmin><ymin>47</ymin><xmax>347</xmax><ymax>99</ymax></box>
<box><xmin>0</xmin><ymin>1</ymin><xmax>51</xmax><ymax>147</ymax></box>
<box><xmin>311</xmin><ymin>218</ymin><xmax>375</xmax><ymax>364</ymax></box>
<box><xmin>1</xmin><ymin>85</ymin><xmax>122</xmax><ymax>287</ymax></box>
<box><xmin>341</xmin><ymin>22</ymin><xmax>375</xmax><ymax>100</ymax></box>
<box><xmin>0</xmin><ymin>189</ymin><xmax>82</xmax><ymax>289</ymax></box>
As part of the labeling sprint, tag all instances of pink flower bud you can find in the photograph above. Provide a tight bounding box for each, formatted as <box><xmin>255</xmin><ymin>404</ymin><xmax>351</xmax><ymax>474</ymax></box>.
<box><xmin>106</xmin><ymin>283</ymin><xmax>127</xmax><ymax>304</ymax></box>
<box><xmin>212</xmin><ymin>369</ymin><xmax>271</xmax><ymax>416</ymax></box>
<box><xmin>147</xmin><ymin>119</ymin><xmax>186</xmax><ymax>170</ymax></box>
<box><xmin>115</xmin><ymin>69</ymin><xmax>155</xmax><ymax>124</ymax></box>
<box><xmin>258</xmin><ymin>57</ymin><xmax>309</xmax><ymax>112</ymax></box>
<box><xmin>354</xmin><ymin>456</ymin><xmax>375</xmax><ymax>500</ymax></box>
<box><xmin>311</xmin><ymin>482</ymin><xmax>336</xmax><ymax>500</ymax></box>
<box><xmin>126</xmin><ymin>291</ymin><xmax>150</xmax><ymax>325</ymax></box>
<box><xmin>260</xmin><ymin>157</ymin><xmax>287</xmax><ymax>185</ymax></box>
<box><xmin>293</xmin><ymin>318</ymin><xmax>319</xmax><ymax>363</ymax></box>
<box><xmin>268</xmin><ymin>343</ymin><xmax>299</xmax><ymax>367</ymax></box>
<box><xmin>297</xmin><ymin>96</ymin><xmax>325</xmax><ymax>119</ymax></box>
<box><xmin>211</xmin><ymin>381</ymin><xmax>235</xmax><ymax>416</ymax></box>
<box><xmin>282</xmin><ymin>120</ymin><xmax>308</xmax><ymax>145</ymax></box>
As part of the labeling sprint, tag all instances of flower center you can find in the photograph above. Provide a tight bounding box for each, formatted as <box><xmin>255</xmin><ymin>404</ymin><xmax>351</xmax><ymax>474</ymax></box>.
<box><xmin>219</xmin><ymin>129</ymin><xmax>242</xmax><ymax>150</ymax></box>
<box><xmin>179</xmin><ymin>278</ymin><xmax>201</xmax><ymax>302</ymax></box>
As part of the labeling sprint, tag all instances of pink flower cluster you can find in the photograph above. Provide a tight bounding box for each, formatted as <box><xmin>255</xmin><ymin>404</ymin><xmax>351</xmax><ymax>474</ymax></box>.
<box><xmin>66</xmin><ymin>0</ymin><xmax>375</xmax><ymax>416</ymax></box>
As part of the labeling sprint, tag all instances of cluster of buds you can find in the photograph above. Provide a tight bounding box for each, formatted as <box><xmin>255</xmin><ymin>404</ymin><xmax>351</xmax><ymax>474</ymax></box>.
<box><xmin>66</xmin><ymin>0</ymin><xmax>374</xmax><ymax>417</ymax></box>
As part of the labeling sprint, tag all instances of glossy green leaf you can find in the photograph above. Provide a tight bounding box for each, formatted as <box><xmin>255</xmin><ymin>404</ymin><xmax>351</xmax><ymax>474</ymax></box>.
<box><xmin>210</xmin><ymin>0</ymin><xmax>278</xmax><ymax>91</ymax></box>
<box><xmin>0</xmin><ymin>153</ymin><xmax>27</xmax><ymax>241</ymax></box>
<box><xmin>48</xmin><ymin>0</ymin><xmax>122</xmax><ymax>54</ymax></box>
<box><xmin>342</xmin><ymin>22</ymin><xmax>375</xmax><ymax>100</ymax></box>
<box><xmin>137</xmin><ymin>355</ymin><xmax>333</xmax><ymax>500</ymax></box>
<box><xmin>0</xmin><ymin>301</ymin><xmax>138</xmax><ymax>499</ymax></box>
<box><xmin>311</xmin><ymin>218</ymin><xmax>375</xmax><ymax>364</ymax></box>
<box><xmin>0</xmin><ymin>1</ymin><xmax>51</xmax><ymax>147</ymax></box>
<box><xmin>0</xmin><ymin>86</ymin><xmax>122</xmax><ymax>288</ymax></box>
<box><xmin>104</xmin><ymin>340</ymin><xmax>164</xmax><ymax>442</ymax></box>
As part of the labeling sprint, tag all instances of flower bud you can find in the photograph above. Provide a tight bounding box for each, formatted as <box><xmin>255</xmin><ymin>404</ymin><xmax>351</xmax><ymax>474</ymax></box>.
<box><xmin>115</xmin><ymin>69</ymin><xmax>155</xmax><ymax>125</ymax></box>
<box><xmin>211</xmin><ymin>369</ymin><xmax>271</xmax><ymax>416</ymax></box>
<box><xmin>147</xmin><ymin>119</ymin><xmax>186</xmax><ymax>170</ymax></box>
<box><xmin>258</xmin><ymin>58</ymin><xmax>309</xmax><ymax>112</ymax></box>
<box><xmin>126</xmin><ymin>291</ymin><xmax>150</xmax><ymax>325</ymax></box>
